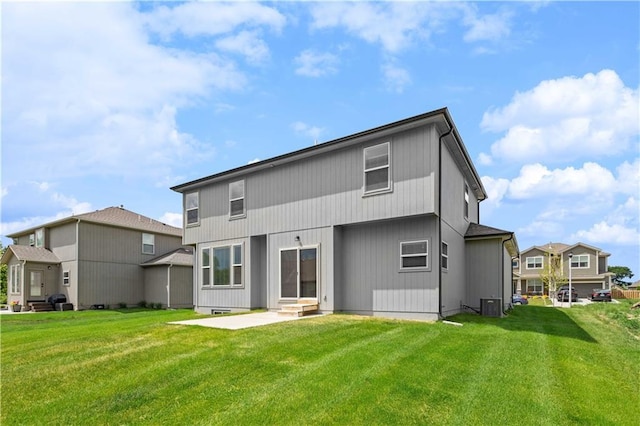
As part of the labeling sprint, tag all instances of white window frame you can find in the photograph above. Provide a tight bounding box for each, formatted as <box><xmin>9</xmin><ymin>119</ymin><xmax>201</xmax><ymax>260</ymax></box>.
<box><xmin>10</xmin><ymin>264</ymin><xmax>21</xmax><ymax>294</ymax></box>
<box><xmin>142</xmin><ymin>233</ymin><xmax>155</xmax><ymax>254</ymax></box>
<box><xmin>201</xmin><ymin>247</ymin><xmax>211</xmax><ymax>287</ymax></box>
<box><xmin>363</xmin><ymin>142</ymin><xmax>391</xmax><ymax>195</ymax></box>
<box><xmin>185</xmin><ymin>191</ymin><xmax>199</xmax><ymax>226</ymax></box>
<box><xmin>571</xmin><ymin>254</ymin><xmax>589</xmax><ymax>269</ymax></box>
<box><xmin>229</xmin><ymin>180</ymin><xmax>245</xmax><ymax>219</ymax></box>
<box><xmin>441</xmin><ymin>241</ymin><xmax>449</xmax><ymax>271</ymax></box>
<box><xmin>526</xmin><ymin>256</ymin><xmax>543</xmax><ymax>269</ymax></box>
<box><xmin>464</xmin><ymin>184</ymin><xmax>469</xmax><ymax>220</ymax></box>
<box><xmin>35</xmin><ymin>228</ymin><xmax>44</xmax><ymax>248</ymax></box>
<box><xmin>512</xmin><ymin>259</ymin><xmax>520</xmax><ymax>269</ymax></box>
<box><xmin>202</xmin><ymin>244</ymin><xmax>243</xmax><ymax>288</ymax></box>
<box><xmin>29</xmin><ymin>234</ymin><xmax>35</xmax><ymax>246</ymax></box>
<box><xmin>400</xmin><ymin>240</ymin><xmax>429</xmax><ymax>271</ymax></box>
<box><xmin>527</xmin><ymin>279</ymin><xmax>543</xmax><ymax>295</ymax></box>
<box><xmin>63</xmin><ymin>270</ymin><xmax>70</xmax><ymax>286</ymax></box>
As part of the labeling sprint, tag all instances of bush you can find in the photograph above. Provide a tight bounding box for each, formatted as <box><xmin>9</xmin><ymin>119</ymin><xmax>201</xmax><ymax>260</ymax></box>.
<box><xmin>137</xmin><ymin>300</ymin><xmax>147</xmax><ymax>308</ymax></box>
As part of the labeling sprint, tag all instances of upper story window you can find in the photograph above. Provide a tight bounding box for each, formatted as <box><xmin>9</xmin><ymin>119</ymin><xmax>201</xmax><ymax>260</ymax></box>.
<box><xmin>400</xmin><ymin>240</ymin><xmax>428</xmax><ymax>270</ymax></box>
<box><xmin>441</xmin><ymin>241</ymin><xmax>449</xmax><ymax>270</ymax></box>
<box><xmin>464</xmin><ymin>184</ymin><xmax>469</xmax><ymax>219</ymax></box>
<box><xmin>185</xmin><ymin>192</ymin><xmax>199</xmax><ymax>226</ymax></box>
<box><xmin>512</xmin><ymin>259</ymin><xmax>520</xmax><ymax>269</ymax></box>
<box><xmin>142</xmin><ymin>233</ymin><xmax>155</xmax><ymax>254</ymax></box>
<box><xmin>63</xmin><ymin>271</ymin><xmax>70</xmax><ymax>286</ymax></box>
<box><xmin>526</xmin><ymin>256</ymin><xmax>543</xmax><ymax>269</ymax></box>
<box><xmin>229</xmin><ymin>180</ymin><xmax>245</xmax><ymax>218</ymax></box>
<box><xmin>570</xmin><ymin>254</ymin><xmax>589</xmax><ymax>268</ymax></box>
<box><xmin>35</xmin><ymin>228</ymin><xmax>45</xmax><ymax>248</ymax></box>
<box><xmin>364</xmin><ymin>142</ymin><xmax>391</xmax><ymax>194</ymax></box>
<box><xmin>29</xmin><ymin>234</ymin><xmax>35</xmax><ymax>246</ymax></box>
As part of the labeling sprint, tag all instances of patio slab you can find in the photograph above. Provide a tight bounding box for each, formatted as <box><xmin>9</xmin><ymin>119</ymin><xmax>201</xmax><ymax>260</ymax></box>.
<box><xmin>168</xmin><ymin>311</ymin><xmax>324</xmax><ymax>330</ymax></box>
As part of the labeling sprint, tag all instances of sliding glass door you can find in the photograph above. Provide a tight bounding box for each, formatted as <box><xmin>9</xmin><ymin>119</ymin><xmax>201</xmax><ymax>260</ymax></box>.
<box><xmin>280</xmin><ymin>247</ymin><xmax>318</xmax><ymax>299</ymax></box>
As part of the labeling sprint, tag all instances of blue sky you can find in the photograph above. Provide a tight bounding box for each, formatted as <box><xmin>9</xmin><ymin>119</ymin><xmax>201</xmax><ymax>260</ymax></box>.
<box><xmin>2</xmin><ymin>1</ymin><xmax>639</xmax><ymax>278</ymax></box>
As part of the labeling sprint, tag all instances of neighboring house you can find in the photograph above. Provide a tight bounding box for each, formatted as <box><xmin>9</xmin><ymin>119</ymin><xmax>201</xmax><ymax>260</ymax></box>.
<box><xmin>1</xmin><ymin>206</ymin><xmax>193</xmax><ymax>310</ymax></box>
<box><xmin>628</xmin><ymin>280</ymin><xmax>640</xmax><ymax>289</ymax></box>
<box><xmin>513</xmin><ymin>242</ymin><xmax>613</xmax><ymax>298</ymax></box>
<box><xmin>171</xmin><ymin>108</ymin><xmax>519</xmax><ymax>320</ymax></box>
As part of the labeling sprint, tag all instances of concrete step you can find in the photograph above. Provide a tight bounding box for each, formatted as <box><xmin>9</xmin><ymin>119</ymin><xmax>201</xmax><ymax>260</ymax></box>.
<box><xmin>29</xmin><ymin>302</ymin><xmax>54</xmax><ymax>312</ymax></box>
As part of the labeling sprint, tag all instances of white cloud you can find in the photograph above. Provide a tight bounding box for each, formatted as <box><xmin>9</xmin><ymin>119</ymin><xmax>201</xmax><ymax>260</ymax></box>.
<box><xmin>463</xmin><ymin>7</ymin><xmax>513</xmax><ymax>42</ymax></box>
<box><xmin>291</xmin><ymin>121</ymin><xmax>324</xmax><ymax>141</ymax></box>
<box><xmin>215</xmin><ymin>30</ymin><xmax>270</xmax><ymax>65</ymax></box>
<box><xmin>480</xmin><ymin>70</ymin><xmax>639</xmax><ymax>164</ymax></box>
<box><xmin>3</xmin><ymin>2</ymin><xmax>248</xmax><ymax>182</ymax></box>
<box><xmin>507</xmin><ymin>162</ymin><xmax>616</xmax><ymax>200</ymax></box>
<box><xmin>382</xmin><ymin>61</ymin><xmax>411</xmax><ymax>93</ymax></box>
<box><xmin>141</xmin><ymin>2</ymin><xmax>286</xmax><ymax>39</ymax></box>
<box><xmin>1</xmin><ymin>187</ymin><xmax>7</xmax><ymax>199</ymax></box>
<box><xmin>294</xmin><ymin>50</ymin><xmax>339</xmax><ymax>77</ymax></box>
<box><xmin>516</xmin><ymin>220</ymin><xmax>565</xmax><ymax>239</ymax></box>
<box><xmin>571</xmin><ymin>222</ymin><xmax>640</xmax><ymax>246</ymax></box>
<box><xmin>159</xmin><ymin>212</ymin><xmax>183</xmax><ymax>228</ymax></box>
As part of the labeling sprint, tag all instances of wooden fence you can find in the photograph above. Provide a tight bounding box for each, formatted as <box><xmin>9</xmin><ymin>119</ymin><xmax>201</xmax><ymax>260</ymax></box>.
<box><xmin>611</xmin><ymin>288</ymin><xmax>640</xmax><ymax>299</ymax></box>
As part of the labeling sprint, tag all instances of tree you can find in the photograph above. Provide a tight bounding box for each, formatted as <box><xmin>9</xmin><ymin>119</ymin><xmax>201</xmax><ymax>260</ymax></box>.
<box><xmin>608</xmin><ymin>266</ymin><xmax>634</xmax><ymax>287</ymax></box>
<box><xmin>0</xmin><ymin>243</ymin><xmax>7</xmax><ymax>304</ymax></box>
<box><xmin>539</xmin><ymin>249</ymin><xmax>567</xmax><ymax>301</ymax></box>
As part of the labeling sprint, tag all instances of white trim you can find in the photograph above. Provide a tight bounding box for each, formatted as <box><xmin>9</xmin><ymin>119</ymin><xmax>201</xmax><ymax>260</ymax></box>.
<box><xmin>526</xmin><ymin>256</ymin><xmax>543</xmax><ymax>269</ymax></box>
<box><xmin>363</xmin><ymin>142</ymin><xmax>391</xmax><ymax>195</ymax></box>
<box><xmin>570</xmin><ymin>254</ymin><xmax>589</xmax><ymax>269</ymax></box>
<box><xmin>400</xmin><ymin>240</ymin><xmax>429</xmax><ymax>271</ymax></box>
<box><xmin>142</xmin><ymin>233</ymin><xmax>155</xmax><ymax>255</ymax></box>
<box><xmin>185</xmin><ymin>191</ymin><xmax>200</xmax><ymax>226</ymax></box>
<box><xmin>441</xmin><ymin>241</ymin><xmax>449</xmax><ymax>271</ymax></box>
<box><xmin>278</xmin><ymin>244</ymin><xmax>320</xmax><ymax>300</ymax></box>
<box><xmin>229</xmin><ymin>180</ymin><xmax>246</xmax><ymax>219</ymax></box>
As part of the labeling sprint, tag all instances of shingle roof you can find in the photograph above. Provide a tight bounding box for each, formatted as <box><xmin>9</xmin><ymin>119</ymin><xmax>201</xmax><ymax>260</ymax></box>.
<box><xmin>140</xmin><ymin>248</ymin><xmax>193</xmax><ymax>267</ymax></box>
<box><xmin>1</xmin><ymin>245</ymin><xmax>61</xmax><ymax>264</ymax></box>
<box><xmin>465</xmin><ymin>223</ymin><xmax>513</xmax><ymax>238</ymax></box>
<box><xmin>7</xmin><ymin>206</ymin><xmax>182</xmax><ymax>238</ymax></box>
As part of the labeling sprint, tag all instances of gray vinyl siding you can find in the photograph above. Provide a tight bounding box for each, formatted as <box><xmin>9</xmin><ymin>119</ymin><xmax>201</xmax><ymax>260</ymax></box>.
<box><xmin>76</xmin><ymin>222</ymin><xmax>184</xmax><ymax>309</ymax></box>
<box><xmin>250</xmin><ymin>235</ymin><xmax>267</xmax><ymax>308</ymax></box>
<box><xmin>267</xmin><ymin>227</ymin><xmax>335</xmax><ymax>311</ymax></box>
<box><xmin>169</xmin><ymin>266</ymin><xmax>194</xmax><ymax>308</ymax></box>
<box><xmin>183</xmin><ymin>125</ymin><xmax>439</xmax><ymax>245</ymax></box>
<box><xmin>339</xmin><ymin>216</ymin><xmax>439</xmax><ymax>319</ymax></box>
<box><xmin>144</xmin><ymin>266</ymin><xmax>168</xmax><ymax>307</ymax></box>
<box><xmin>440</xmin><ymin>141</ymin><xmax>478</xmax><ymax>234</ymax></box>
<box><xmin>440</xmin><ymin>222</ymin><xmax>466</xmax><ymax>317</ymax></box>
<box><xmin>142</xmin><ymin>265</ymin><xmax>193</xmax><ymax>308</ymax></box>
<box><xmin>194</xmin><ymin>237</ymin><xmax>252</xmax><ymax>313</ymax></box>
<box><xmin>465</xmin><ymin>239</ymin><xmax>505</xmax><ymax>310</ymax></box>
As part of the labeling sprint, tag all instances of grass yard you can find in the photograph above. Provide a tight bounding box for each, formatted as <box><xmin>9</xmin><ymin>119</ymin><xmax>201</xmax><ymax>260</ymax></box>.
<box><xmin>1</xmin><ymin>302</ymin><xmax>638</xmax><ymax>425</ymax></box>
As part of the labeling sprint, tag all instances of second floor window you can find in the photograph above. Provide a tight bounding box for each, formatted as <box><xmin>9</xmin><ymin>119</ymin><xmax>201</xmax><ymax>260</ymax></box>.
<box><xmin>441</xmin><ymin>241</ymin><xmax>449</xmax><ymax>270</ymax></box>
<box><xmin>364</xmin><ymin>142</ymin><xmax>391</xmax><ymax>194</ymax></box>
<box><xmin>229</xmin><ymin>180</ymin><xmax>245</xmax><ymax>218</ymax></box>
<box><xmin>185</xmin><ymin>192</ymin><xmax>199</xmax><ymax>225</ymax></box>
<box><xmin>571</xmin><ymin>254</ymin><xmax>589</xmax><ymax>268</ymax></box>
<box><xmin>526</xmin><ymin>256</ymin><xmax>543</xmax><ymax>269</ymax></box>
<box><xmin>35</xmin><ymin>228</ymin><xmax>45</xmax><ymax>248</ymax></box>
<box><xmin>512</xmin><ymin>259</ymin><xmax>520</xmax><ymax>269</ymax></box>
<box><xmin>142</xmin><ymin>233</ymin><xmax>155</xmax><ymax>254</ymax></box>
<box><xmin>464</xmin><ymin>184</ymin><xmax>469</xmax><ymax>219</ymax></box>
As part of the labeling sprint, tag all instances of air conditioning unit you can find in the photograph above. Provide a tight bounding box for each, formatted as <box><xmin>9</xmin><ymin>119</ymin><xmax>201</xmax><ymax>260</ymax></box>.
<box><xmin>480</xmin><ymin>298</ymin><xmax>502</xmax><ymax>317</ymax></box>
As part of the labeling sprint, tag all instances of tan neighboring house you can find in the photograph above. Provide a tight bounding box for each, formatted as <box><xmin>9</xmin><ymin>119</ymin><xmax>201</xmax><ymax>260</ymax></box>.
<box><xmin>1</xmin><ymin>206</ymin><xmax>193</xmax><ymax>311</ymax></box>
<box><xmin>513</xmin><ymin>242</ymin><xmax>614</xmax><ymax>298</ymax></box>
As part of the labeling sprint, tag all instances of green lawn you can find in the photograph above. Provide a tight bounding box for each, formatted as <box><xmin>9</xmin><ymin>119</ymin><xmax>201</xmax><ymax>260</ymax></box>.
<box><xmin>1</xmin><ymin>302</ymin><xmax>638</xmax><ymax>425</ymax></box>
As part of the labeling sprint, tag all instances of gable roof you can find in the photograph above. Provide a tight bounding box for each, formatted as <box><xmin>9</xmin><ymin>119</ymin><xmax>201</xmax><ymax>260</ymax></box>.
<box><xmin>520</xmin><ymin>242</ymin><xmax>608</xmax><ymax>257</ymax></box>
<box><xmin>171</xmin><ymin>107</ymin><xmax>487</xmax><ymax>202</ymax></box>
<box><xmin>1</xmin><ymin>245</ymin><xmax>61</xmax><ymax>264</ymax></box>
<box><xmin>465</xmin><ymin>223</ymin><xmax>519</xmax><ymax>258</ymax></box>
<box><xmin>6</xmin><ymin>206</ymin><xmax>182</xmax><ymax>239</ymax></box>
<box><xmin>140</xmin><ymin>248</ymin><xmax>193</xmax><ymax>267</ymax></box>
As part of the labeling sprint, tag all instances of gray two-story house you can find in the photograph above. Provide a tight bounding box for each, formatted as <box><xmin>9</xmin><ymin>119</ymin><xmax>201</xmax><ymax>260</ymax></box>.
<box><xmin>2</xmin><ymin>206</ymin><xmax>193</xmax><ymax>310</ymax></box>
<box><xmin>171</xmin><ymin>108</ymin><xmax>519</xmax><ymax>319</ymax></box>
<box><xmin>513</xmin><ymin>242</ymin><xmax>613</xmax><ymax>298</ymax></box>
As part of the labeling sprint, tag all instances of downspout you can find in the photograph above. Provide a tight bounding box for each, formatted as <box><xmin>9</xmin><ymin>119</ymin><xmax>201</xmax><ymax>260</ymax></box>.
<box><xmin>167</xmin><ymin>264</ymin><xmax>173</xmax><ymax>309</ymax></box>
<box><xmin>438</xmin><ymin>122</ymin><xmax>453</xmax><ymax>319</ymax></box>
<box><xmin>75</xmin><ymin>219</ymin><xmax>81</xmax><ymax>309</ymax></box>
